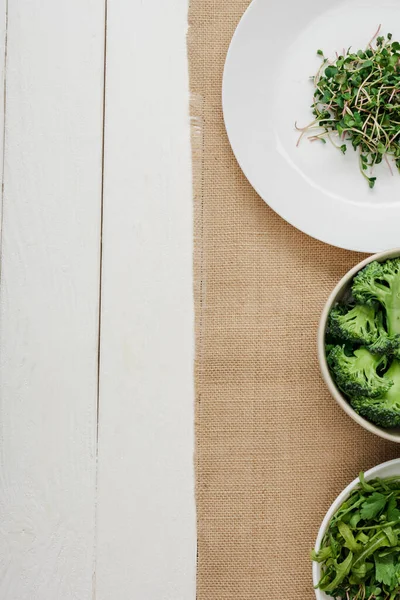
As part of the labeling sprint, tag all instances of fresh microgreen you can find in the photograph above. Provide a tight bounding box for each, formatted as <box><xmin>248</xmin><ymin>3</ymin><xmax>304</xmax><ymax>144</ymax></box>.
<box><xmin>312</xmin><ymin>473</ymin><xmax>400</xmax><ymax>599</ymax></box>
<box><xmin>297</xmin><ymin>26</ymin><xmax>400</xmax><ymax>187</ymax></box>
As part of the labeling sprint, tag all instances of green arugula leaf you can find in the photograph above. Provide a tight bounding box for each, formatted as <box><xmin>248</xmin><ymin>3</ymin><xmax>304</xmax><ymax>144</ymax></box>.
<box><xmin>319</xmin><ymin>551</ymin><xmax>353</xmax><ymax>592</ymax></box>
<box><xmin>350</xmin><ymin>562</ymin><xmax>368</xmax><ymax>580</ymax></box>
<box><xmin>352</xmin><ymin>530</ymin><xmax>391</xmax><ymax>569</ymax></box>
<box><xmin>312</xmin><ymin>473</ymin><xmax>400</xmax><ymax>600</ymax></box>
<box><xmin>359</xmin><ymin>472</ymin><xmax>375</xmax><ymax>493</ymax></box>
<box><xmin>355</xmin><ymin>531</ymin><xmax>369</xmax><ymax>545</ymax></box>
<box><xmin>338</xmin><ymin>521</ymin><xmax>361</xmax><ymax>552</ymax></box>
<box><xmin>311</xmin><ymin>546</ymin><xmax>332</xmax><ymax>562</ymax></box>
<box><xmin>349</xmin><ymin>511</ymin><xmax>362</xmax><ymax>528</ymax></box>
<box><xmin>383</xmin><ymin>526</ymin><xmax>398</xmax><ymax>547</ymax></box>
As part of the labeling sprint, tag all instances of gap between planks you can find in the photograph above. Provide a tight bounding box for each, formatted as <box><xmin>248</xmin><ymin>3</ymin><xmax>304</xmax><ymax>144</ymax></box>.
<box><xmin>93</xmin><ymin>0</ymin><xmax>109</xmax><ymax>598</ymax></box>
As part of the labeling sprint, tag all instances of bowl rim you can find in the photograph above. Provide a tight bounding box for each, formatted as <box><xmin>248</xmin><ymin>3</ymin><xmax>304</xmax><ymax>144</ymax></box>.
<box><xmin>318</xmin><ymin>247</ymin><xmax>400</xmax><ymax>443</ymax></box>
<box><xmin>312</xmin><ymin>458</ymin><xmax>400</xmax><ymax>599</ymax></box>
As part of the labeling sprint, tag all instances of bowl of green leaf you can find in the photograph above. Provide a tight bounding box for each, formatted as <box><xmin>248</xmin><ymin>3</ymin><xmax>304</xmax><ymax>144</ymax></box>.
<box><xmin>318</xmin><ymin>249</ymin><xmax>400</xmax><ymax>443</ymax></box>
<box><xmin>313</xmin><ymin>459</ymin><xmax>400</xmax><ymax>600</ymax></box>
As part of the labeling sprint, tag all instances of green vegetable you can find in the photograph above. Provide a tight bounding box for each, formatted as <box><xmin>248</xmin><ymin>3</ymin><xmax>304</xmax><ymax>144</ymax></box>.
<box><xmin>319</xmin><ymin>551</ymin><xmax>354</xmax><ymax>592</ymax></box>
<box><xmin>350</xmin><ymin>360</ymin><xmax>400</xmax><ymax>428</ymax></box>
<box><xmin>375</xmin><ymin>552</ymin><xmax>397</xmax><ymax>587</ymax></box>
<box><xmin>312</xmin><ymin>473</ymin><xmax>400</xmax><ymax>599</ymax></box>
<box><xmin>388</xmin><ymin>497</ymin><xmax>400</xmax><ymax>522</ymax></box>
<box><xmin>360</xmin><ymin>471</ymin><xmax>377</xmax><ymax>493</ymax></box>
<box><xmin>297</xmin><ymin>28</ymin><xmax>400</xmax><ymax>187</ymax></box>
<box><xmin>360</xmin><ymin>493</ymin><xmax>387</xmax><ymax>520</ymax></box>
<box><xmin>326</xmin><ymin>258</ymin><xmax>400</xmax><ymax>428</ymax></box>
<box><xmin>338</xmin><ymin>520</ymin><xmax>362</xmax><ymax>552</ymax></box>
<box><xmin>329</xmin><ymin>303</ymin><xmax>384</xmax><ymax>346</ymax></box>
<box><xmin>353</xmin><ymin>259</ymin><xmax>400</xmax><ymax>352</ymax></box>
<box><xmin>327</xmin><ymin>345</ymin><xmax>391</xmax><ymax>399</ymax></box>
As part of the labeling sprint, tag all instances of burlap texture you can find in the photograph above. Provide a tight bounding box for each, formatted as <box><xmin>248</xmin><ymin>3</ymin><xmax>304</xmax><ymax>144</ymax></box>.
<box><xmin>188</xmin><ymin>1</ymin><xmax>399</xmax><ymax>598</ymax></box>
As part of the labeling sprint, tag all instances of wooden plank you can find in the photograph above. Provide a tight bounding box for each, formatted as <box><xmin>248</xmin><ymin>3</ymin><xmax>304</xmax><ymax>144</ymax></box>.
<box><xmin>0</xmin><ymin>0</ymin><xmax>5</xmax><ymax>228</ymax></box>
<box><xmin>0</xmin><ymin>1</ymin><xmax>105</xmax><ymax>598</ymax></box>
<box><xmin>96</xmin><ymin>1</ymin><xmax>196</xmax><ymax>598</ymax></box>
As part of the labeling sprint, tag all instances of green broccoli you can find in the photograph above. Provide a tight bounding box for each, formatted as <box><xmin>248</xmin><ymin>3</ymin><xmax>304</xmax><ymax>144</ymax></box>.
<box><xmin>352</xmin><ymin>259</ymin><xmax>400</xmax><ymax>356</ymax></box>
<box><xmin>325</xmin><ymin>259</ymin><xmax>400</xmax><ymax>425</ymax></box>
<box><xmin>328</xmin><ymin>345</ymin><xmax>391</xmax><ymax>399</ymax></box>
<box><xmin>328</xmin><ymin>303</ymin><xmax>382</xmax><ymax>345</ymax></box>
<box><xmin>368</xmin><ymin>329</ymin><xmax>400</xmax><ymax>358</ymax></box>
<box><xmin>350</xmin><ymin>360</ymin><xmax>400</xmax><ymax>428</ymax></box>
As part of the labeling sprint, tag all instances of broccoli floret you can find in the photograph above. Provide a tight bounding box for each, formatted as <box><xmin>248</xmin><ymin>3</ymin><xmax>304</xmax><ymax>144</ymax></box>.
<box><xmin>352</xmin><ymin>260</ymin><xmax>400</xmax><ymax>354</ymax></box>
<box><xmin>328</xmin><ymin>345</ymin><xmax>391</xmax><ymax>398</ymax></box>
<box><xmin>350</xmin><ymin>360</ymin><xmax>400</xmax><ymax>428</ymax></box>
<box><xmin>328</xmin><ymin>303</ymin><xmax>383</xmax><ymax>345</ymax></box>
<box><xmin>369</xmin><ymin>329</ymin><xmax>400</xmax><ymax>359</ymax></box>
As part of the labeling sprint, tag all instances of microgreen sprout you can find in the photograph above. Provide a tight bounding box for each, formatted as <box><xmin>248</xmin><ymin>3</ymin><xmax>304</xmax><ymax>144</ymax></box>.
<box><xmin>297</xmin><ymin>26</ymin><xmax>400</xmax><ymax>188</ymax></box>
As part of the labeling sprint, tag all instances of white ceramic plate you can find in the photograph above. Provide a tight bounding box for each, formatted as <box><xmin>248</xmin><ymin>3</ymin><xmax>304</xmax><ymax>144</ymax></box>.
<box><xmin>223</xmin><ymin>0</ymin><xmax>400</xmax><ymax>252</ymax></box>
<box><xmin>313</xmin><ymin>459</ymin><xmax>400</xmax><ymax>600</ymax></box>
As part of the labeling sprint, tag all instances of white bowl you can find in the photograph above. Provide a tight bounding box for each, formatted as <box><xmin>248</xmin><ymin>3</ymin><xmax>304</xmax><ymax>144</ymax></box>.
<box><xmin>313</xmin><ymin>458</ymin><xmax>400</xmax><ymax>600</ymax></box>
<box><xmin>318</xmin><ymin>248</ymin><xmax>400</xmax><ymax>443</ymax></box>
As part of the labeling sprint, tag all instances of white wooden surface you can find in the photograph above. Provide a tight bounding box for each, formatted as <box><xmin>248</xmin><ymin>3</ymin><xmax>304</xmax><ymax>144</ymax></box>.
<box><xmin>0</xmin><ymin>1</ymin><xmax>196</xmax><ymax>599</ymax></box>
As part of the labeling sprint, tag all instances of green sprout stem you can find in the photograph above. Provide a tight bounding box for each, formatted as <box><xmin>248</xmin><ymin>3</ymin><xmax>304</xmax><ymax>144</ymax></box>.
<box><xmin>297</xmin><ymin>27</ymin><xmax>400</xmax><ymax>188</ymax></box>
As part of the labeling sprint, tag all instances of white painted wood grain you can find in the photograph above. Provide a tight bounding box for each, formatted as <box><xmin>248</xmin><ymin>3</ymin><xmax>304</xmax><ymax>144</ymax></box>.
<box><xmin>0</xmin><ymin>1</ymin><xmax>105</xmax><ymax>598</ymax></box>
<box><xmin>96</xmin><ymin>1</ymin><xmax>196</xmax><ymax>599</ymax></box>
<box><xmin>0</xmin><ymin>0</ymin><xmax>6</xmax><ymax>230</ymax></box>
